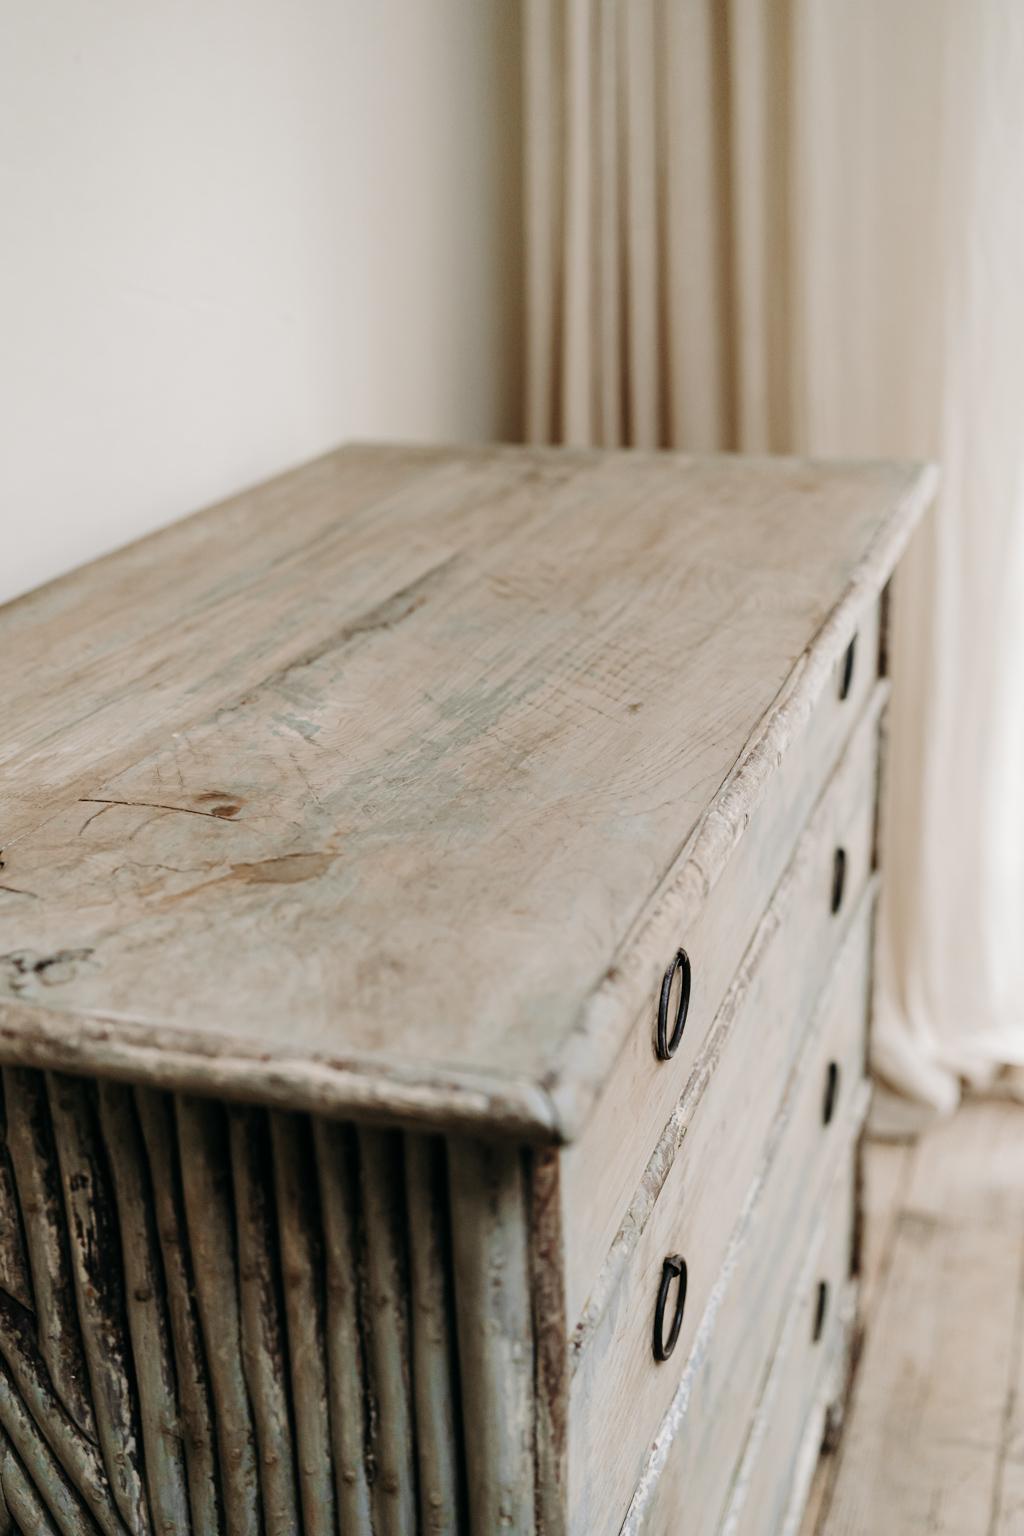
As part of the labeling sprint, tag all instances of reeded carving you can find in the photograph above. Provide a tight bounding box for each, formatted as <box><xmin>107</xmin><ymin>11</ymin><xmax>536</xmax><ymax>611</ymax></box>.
<box><xmin>0</xmin><ymin>1069</ymin><xmax>466</xmax><ymax>1534</ymax></box>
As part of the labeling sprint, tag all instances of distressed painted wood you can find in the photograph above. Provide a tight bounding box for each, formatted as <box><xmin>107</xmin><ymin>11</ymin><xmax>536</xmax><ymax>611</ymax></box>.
<box><xmin>46</xmin><ymin>1072</ymin><xmax>151</xmax><ymax>1533</ymax></box>
<box><xmin>1</xmin><ymin>1069</ymin><xmax>94</xmax><ymax>1440</ymax></box>
<box><xmin>528</xmin><ymin>1146</ymin><xmax>570</xmax><ymax>1536</ymax></box>
<box><xmin>134</xmin><ymin>1087</ymin><xmax>221</xmax><ymax>1535</ymax></box>
<box><xmin>0</xmin><ymin>1290</ymin><xmax>124</xmax><ymax>1536</ymax></box>
<box><xmin>269</xmin><ymin>1111</ymin><xmax>335</xmax><ymax>1536</ymax></box>
<box><xmin>564</xmin><ymin>681</ymin><xmax>885</xmax><ymax>1326</ymax></box>
<box><xmin>717</xmin><ymin>1161</ymin><xmax>857</xmax><ymax>1536</ymax></box>
<box><xmin>358</xmin><ymin>1127</ymin><xmax>418</xmax><ymax>1536</ymax></box>
<box><xmin>0</xmin><ymin>1064</ymin><xmax>541</xmax><ymax>1534</ymax></box>
<box><xmin>0</xmin><ymin>445</ymin><xmax>931</xmax><ymax>1532</ymax></box>
<box><xmin>96</xmin><ymin>1081</ymin><xmax>190</xmax><ymax>1533</ymax></box>
<box><xmin>228</xmin><ymin>1105</ymin><xmax>300</xmax><ymax>1534</ymax></box>
<box><xmin>0</xmin><ymin>1087</ymin><xmax>30</xmax><ymax>1315</ymax></box>
<box><xmin>403</xmin><ymin>1134</ymin><xmax>464</xmax><ymax>1535</ymax></box>
<box><xmin>0</xmin><ymin>1425</ymin><xmax>62</xmax><ymax>1535</ymax></box>
<box><xmin>176</xmin><ymin>1094</ymin><xmax>261</xmax><ymax>1534</ymax></box>
<box><xmin>311</xmin><ymin>1118</ymin><xmax>374</xmax><ymax>1535</ymax></box>
<box><xmin>796</xmin><ymin>1135</ymin><xmax>913</xmax><ymax>1535</ymax></box>
<box><xmin>0</xmin><ymin>447</ymin><xmax>933</xmax><ymax>1136</ymax></box>
<box><xmin>609</xmin><ymin>891</ymin><xmax>875</xmax><ymax>1536</ymax></box>
<box><xmin>448</xmin><ymin>1139</ymin><xmax>535</xmax><ymax>1535</ymax></box>
<box><xmin>566</xmin><ymin>706</ymin><xmax>879</xmax><ymax>1533</ymax></box>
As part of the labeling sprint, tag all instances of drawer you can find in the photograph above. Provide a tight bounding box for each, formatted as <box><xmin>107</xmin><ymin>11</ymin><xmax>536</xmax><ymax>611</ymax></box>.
<box><xmin>566</xmin><ymin>751</ymin><xmax>878</xmax><ymax>1536</ymax></box>
<box><xmin>562</xmin><ymin>598</ymin><xmax>882</xmax><ymax>1327</ymax></box>
<box><xmin>624</xmin><ymin>896</ymin><xmax>872</xmax><ymax>1536</ymax></box>
<box><xmin>716</xmin><ymin>1158</ymin><xmax>857</xmax><ymax>1536</ymax></box>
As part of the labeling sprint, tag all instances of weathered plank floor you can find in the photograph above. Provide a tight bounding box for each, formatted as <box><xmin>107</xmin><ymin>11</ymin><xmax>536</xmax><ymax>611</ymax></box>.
<box><xmin>800</xmin><ymin>1098</ymin><xmax>1024</xmax><ymax>1536</ymax></box>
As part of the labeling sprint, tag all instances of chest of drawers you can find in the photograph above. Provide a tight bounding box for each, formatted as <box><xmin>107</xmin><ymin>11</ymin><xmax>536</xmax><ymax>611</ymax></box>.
<box><xmin>0</xmin><ymin>445</ymin><xmax>934</xmax><ymax>1535</ymax></box>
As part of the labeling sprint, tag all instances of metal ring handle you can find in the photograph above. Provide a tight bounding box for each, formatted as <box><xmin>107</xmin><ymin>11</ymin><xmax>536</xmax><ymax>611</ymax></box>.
<box><xmin>822</xmin><ymin>1060</ymin><xmax>840</xmax><ymax>1126</ymax></box>
<box><xmin>838</xmin><ymin>635</ymin><xmax>857</xmax><ymax>701</ymax></box>
<box><xmin>813</xmin><ymin>1280</ymin><xmax>829</xmax><ymax>1343</ymax></box>
<box><xmin>656</xmin><ymin>949</ymin><xmax>692</xmax><ymax>1060</ymax></box>
<box><xmin>830</xmin><ymin>847</ymin><xmax>847</xmax><ymax>915</ymax></box>
<box><xmin>653</xmin><ymin>1255</ymin><xmax>688</xmax><ymax>1362</ymax></box>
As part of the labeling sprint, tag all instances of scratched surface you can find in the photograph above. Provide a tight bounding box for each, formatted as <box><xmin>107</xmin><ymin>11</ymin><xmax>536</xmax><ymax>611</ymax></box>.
<box><xmin>0</xmin><ymin>445</ymin><xmax>934</xmax><ymax>1136</ymax></box>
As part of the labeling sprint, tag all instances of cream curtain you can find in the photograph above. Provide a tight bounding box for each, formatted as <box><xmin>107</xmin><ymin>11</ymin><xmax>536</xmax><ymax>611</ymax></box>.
<box><xmin>524</xmin><ymin>0</ymin><xmax>1024</xmax><ymax>1115</ymax></box>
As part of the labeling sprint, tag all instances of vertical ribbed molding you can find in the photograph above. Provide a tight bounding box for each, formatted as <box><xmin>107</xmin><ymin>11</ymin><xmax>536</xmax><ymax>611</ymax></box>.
<box><xmin>448</xmin><ymin>1139</ymin><xmax>536</xmax><ymax>1535</ymax></box>
<box><xmin>0</xmin><ymin>1068</ymin><xmax>551</xmax><ymax>1534</ymax></box>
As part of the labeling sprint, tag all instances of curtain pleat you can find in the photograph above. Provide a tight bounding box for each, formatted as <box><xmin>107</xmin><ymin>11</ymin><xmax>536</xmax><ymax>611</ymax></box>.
<box><xmin>523</xmin><ymin>0</ymin><xmax>1024</xmax><ymax>1112</ymax></box>
<box><xmin>620</xmin><ymin>0</ymin><xmax>660</xmax><ymax>446</ymax></box>
<box><xmin>597</xmin><ymin>0</ymin><xmax>623</xmax><ymax>445</ymax></box>
<box><xmin>524</xmin><ymin>0</ymin><xmax>565</xmax><ymax>443</ymax></box>
<box><xmin>661</xmin><ymin>0</ymin><xmax>732</xmax><ymax>449</ymax></box>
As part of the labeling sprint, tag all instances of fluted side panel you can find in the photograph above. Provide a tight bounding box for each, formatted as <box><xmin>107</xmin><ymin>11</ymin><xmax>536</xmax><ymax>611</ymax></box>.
<box><xmin>0</xmin><ymin>1070</ymin><xmax>504</xmax><ymax>1534</ymax></box>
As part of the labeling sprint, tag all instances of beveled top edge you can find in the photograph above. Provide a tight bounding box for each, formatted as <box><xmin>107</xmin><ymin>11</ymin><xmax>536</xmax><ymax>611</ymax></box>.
<box><xmin>0</xmin><ymin>447</ymin><xmax>938</xmax><ymax>1139</ymax></box>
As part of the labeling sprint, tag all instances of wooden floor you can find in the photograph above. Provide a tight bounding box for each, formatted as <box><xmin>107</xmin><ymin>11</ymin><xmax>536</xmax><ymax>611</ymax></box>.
<box><xmin>800</xmin><ymin>1098</ymin><xmax>1024</xmax><ymax>1536</ymax></box>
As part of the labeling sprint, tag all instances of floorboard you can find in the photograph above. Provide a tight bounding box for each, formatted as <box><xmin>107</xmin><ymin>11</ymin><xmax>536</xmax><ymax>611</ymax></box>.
<box><xmin>799</xmin><ymin>1099</ymin><xmax>1024</xmax><ymax>1536</ymax></box>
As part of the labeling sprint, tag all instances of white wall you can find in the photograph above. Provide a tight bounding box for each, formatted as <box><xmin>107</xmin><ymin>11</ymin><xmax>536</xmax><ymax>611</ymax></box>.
<box><xmin>0</xmin><ymin>1</ymin><xmax>522</xmax><ymax>604</ymax></box>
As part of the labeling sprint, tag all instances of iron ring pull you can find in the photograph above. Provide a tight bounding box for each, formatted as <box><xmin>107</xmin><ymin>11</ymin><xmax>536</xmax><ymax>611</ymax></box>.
<box><xmin>656</xmin><ymin>948</ymin><xmax>692</xmax><ymax>1060</ymax></box>
<box><xmin>653</xmin><ymin>1255</ymin><xmax>688</xmax><ymax>1362</ymax></box>
<box><xmin>839</xmin><ymin>635</ymin><xmax>857</xmax><ymax>700</ymax></box>
<box><xmin>822</xmin><ymin>1060</ymin><xmax>840</xmax><ymax>1126</ymax></box>
<box><xmin>813</xmin><ymin>1280</ymin><xmax>829</xmax><ymax>1343</ymax></box>
<box><xmin>831</xmin><ymin>847</ymin><xmax>847</xmax><ymax>915</ymax></box>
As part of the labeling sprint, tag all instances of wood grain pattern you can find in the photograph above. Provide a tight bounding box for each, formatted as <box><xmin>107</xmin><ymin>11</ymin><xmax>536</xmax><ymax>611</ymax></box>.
<box><xmin>0</xmin><ymin>1426</ymin><xmax>61</xmax><ymax>1535</ymax></box>
<box><xmin>0</xmin><ymin>1067</ymin><xmax>530</xmax><ymax>1535</ymax></box>
<box><xmin>228</xmin><ymin>1106</ymin><xmax>300</xmax><ymax>1535</ymax></box>
<box><xmin>0</xmin><ymin>444</ymin><xmax>929</xmax><ymax>1533</ymax></box>
<box><xmin>269</xmin><ymin>1111</ymin><xmax>335</xmax><ymax>1536</ymax></box>
<box><xmin>717</xmin><ymin>1167</ymin><xmax>856</xmax><ymax>1536</ymax></box>
<box><xmin>994</xmin><ymin>1185</ymin><xmax>1024</xmax><ymax>1536</ymax></box>
<box><xmin>176</xmin><ymin>1095</ymin><xmax>261</xmax><ymax>1535</ymax></box>
<box><xmin>358</xmin><ymin>1127</ymin><xmax>418</xmax><ymax>1536</ymax></box>
<box><xmin>96</xmin><ymin>1081</ymin><xmax>190</xmax><ymax>1535</ymax></box>
<box><xmin>807</xmin><ymin>1102</ymin><xmax>1024</xmax><ymax>1536</ymax></box>
<box><xmin>0</xmin><ymin>446</ymin><xmax>934</xmax><ymax>1136</ymax></box>
<box><xmin>0</xmin><ymin>1086</ymin><xmax>30</xmax><ymax>1315</ymax></box>
<box><xmin>449</xmin><ymin>1139</ymin><xmax>535</xmax><ymax>1534</ymax></box>
<box><xmin>403</xmin><ymin>1134</ymin><xmax>464</xmax><ymax>1535</ymax></box>
<box><xmin>0</xmin><ymin>1441</ymin><xmax>11</xmax><ymax>1536</ymax></box>
<box><xmin>622</xmin><ymin>903</ymin><xmax>874</xmax><ymax>1536</ymax></box>
<box><xmin>0</xmin><ymin>1356</ymin><xmax>95</xmax><ymax>1535</ymax></box>
<box><xmin>134</xmin><ymin>1088</ymin><xmax>222</xmax><ymax>1536</ymax></box>
<box><xmin>795</xmin><ymin>1136</ymin><xmax>913</xmax><ymax>1536</ymax></box>
<box><xmin>311</xmin><ymin>1119</ymin><xmax>374</xmax><ymax>1536</ymax></box>
<box><xmin>566</xmin><ymin>707</ymin><xmax>879</xmax><ymax>1536</ymax></box>
<box><xmin>1</xmin><ymin>1069</ymin><xmax>94</xmax><ymax>1439</ymax></box>
<box><xmin>528</xmin><ymin>1147</ymin><xmax>569</xmax><ymax>1536</ymax></box>
<box><xmin>563</xmin><ymin>681</ymin><xmax>885</xmax><ymax>1326</ymax></box>
<box><xmin>46</xmin><ymin>1072</ymin><xmax>151</xmax><ymax>1534</ymax></box>
<box><xmin>0</xmin><ymin>1293</ymin><xmax>125</xmax><ymax>1536</ymax></box>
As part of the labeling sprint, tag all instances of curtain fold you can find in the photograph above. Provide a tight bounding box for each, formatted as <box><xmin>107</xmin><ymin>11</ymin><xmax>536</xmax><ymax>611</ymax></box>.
<box><xmin>524</xmin><ymin>0</ymin><xmax>1024</xmax><ymax>1113</ymax></box>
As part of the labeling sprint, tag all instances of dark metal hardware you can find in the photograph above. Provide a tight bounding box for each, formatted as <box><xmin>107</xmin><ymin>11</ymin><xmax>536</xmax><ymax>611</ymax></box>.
<box><xmin>813</xmin><ymin>1280</ymin><xmax>829</xmax><ymax>1343</ymax></box>
<box><xmin>838</xmin><ymin>635</ymin><xmax>857</xmax><ymax>700</ymax></box>
<box><xmin>653</xmin><ymin>1255</ymin><xmax>688</xmax><ymax>1362</ymax></box>
<box><xmin>656</xmin><ymin>948</ymin><xmax>691</xmax><ymax>1060</ymax></box>
<box><xmin>831</xmin><ymin>847</ymin><xmax>847</xmax><ymax>915</ymax></box>
<box><xmin>823</xmin><ymin>1061</ymin><xmax>840</xmax><ymax>1126</ymax></box>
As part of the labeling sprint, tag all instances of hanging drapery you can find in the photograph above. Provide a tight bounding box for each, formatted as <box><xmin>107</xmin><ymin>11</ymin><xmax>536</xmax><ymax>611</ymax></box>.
<box><xmin>524</xmin><ymin>0</ymin><xmax>1024</xmax><ymax>1116</ymax></box>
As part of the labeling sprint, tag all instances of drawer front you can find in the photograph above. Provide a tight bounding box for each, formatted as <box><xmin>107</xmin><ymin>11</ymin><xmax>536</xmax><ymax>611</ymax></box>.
<box><xmin>566</xmin><ymin>719</ymin><xmax>878</xmax><ymax>1536</ymax></box>
<box><xmin>717</xmin><ymin>1160</ymin><xmax>857</xmax><ymax>1536</ymax></box>
<box><xmin>626</xmin><ymin>905</ymin><xmax>871</xmax><ymax>1536</ymax></box>
<box><xmin>562</xmin><ymin>599</ymin><xmax>882</xmax><ymax>1327</ymax></box>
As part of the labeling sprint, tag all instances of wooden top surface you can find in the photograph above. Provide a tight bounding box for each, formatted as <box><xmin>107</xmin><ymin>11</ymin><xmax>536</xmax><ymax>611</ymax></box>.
<box><xmin>0</xmin><ymin>445</ymin><xmax>934</xmax><ymax>1138</ymax></box>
